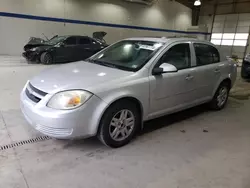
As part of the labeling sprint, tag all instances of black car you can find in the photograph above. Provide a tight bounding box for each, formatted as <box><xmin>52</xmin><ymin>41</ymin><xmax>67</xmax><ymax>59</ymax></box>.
<box><xmin>241</xmin><ymin>53</ymin><xmax>250</xmax><ymax>80</ymax></box>
<box><xmin>23</xmin><ymin>32</ymin><xmax>108</xmax><ymax>64</ymax></box>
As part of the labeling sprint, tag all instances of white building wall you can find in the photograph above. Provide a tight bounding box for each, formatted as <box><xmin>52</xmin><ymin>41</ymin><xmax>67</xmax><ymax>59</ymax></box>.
<box><xmin>0</xmin><ymin>0</ymin><xmax>193</xmax><ymax>55</ymax></box>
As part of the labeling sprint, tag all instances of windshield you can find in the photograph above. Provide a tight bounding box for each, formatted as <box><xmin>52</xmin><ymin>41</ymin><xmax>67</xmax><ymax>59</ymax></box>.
<box><xmin>88</xmin><ymin>40</ymin><xmax>164</xmax><ymax>71</ymax></box>
<box><xmin>45</xmin><ymin>36</ymin><xmax>66</xmax><ymax>45</ymax></box>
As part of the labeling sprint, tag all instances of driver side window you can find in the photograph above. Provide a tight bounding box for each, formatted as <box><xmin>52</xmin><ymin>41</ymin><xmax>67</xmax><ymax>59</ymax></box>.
<box><xmin>158</xmin><ymin>43</ymin><xmax>191</xmax><ymax>70</ymax></box>
<box><xmin>64</xmin><ymin>37</ymin><xmax>77</xmax><ymax>45</ymax></box>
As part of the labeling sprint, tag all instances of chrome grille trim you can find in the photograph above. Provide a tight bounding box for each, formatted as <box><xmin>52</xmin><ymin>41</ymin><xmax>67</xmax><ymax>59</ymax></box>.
<box><xmin>36</xmin><ymin>124</ymin><xmax>73</xmax><ymax>136</ymax></box>
<box><xmin>25</xmin><ymin>88</ymin><xmax>41</xmax><ymax>103</ymax></box>
<box><xmin>25</xmin><ymin>82</ymin><xmax>48</xmax><ymax>103</ymax></box>
<box><xmin>28</xmin><ymin>83</ymin><xmax>48</xmax><ymax>96</ymax></box>
<box><xmin>26</xmin><ymin>84</ymin><xmax>44</xmax><ymax>99</ymax></box>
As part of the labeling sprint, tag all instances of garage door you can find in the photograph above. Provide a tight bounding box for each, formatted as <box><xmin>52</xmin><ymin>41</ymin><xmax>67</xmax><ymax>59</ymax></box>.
<box><xmin>210</xmin><ymin>13</ymin><xmax>250</xmax><ymax>59</ymax></box>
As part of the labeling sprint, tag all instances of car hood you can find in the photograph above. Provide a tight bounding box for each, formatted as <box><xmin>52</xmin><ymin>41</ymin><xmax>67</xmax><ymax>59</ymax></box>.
<box><xmin>27</xmin><ymin>37</ymin><xmax>47</xmax><ymax>44</ymax></box>
<box><xmin>30</xmin><ymin>61</ymin><xmax>134</xmax><ymax>94</ymax></box>
<box><xmin>24</xmin><ymin>44</ymin><xmax>52</xmax><ymax>51</ymax></box>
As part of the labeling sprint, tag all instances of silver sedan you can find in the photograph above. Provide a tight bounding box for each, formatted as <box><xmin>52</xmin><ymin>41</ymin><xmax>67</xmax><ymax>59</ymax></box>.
<box><xmin>20</xmin><ymin>37</ymin><xmax>237</xmax><ymax>147</ymax></box>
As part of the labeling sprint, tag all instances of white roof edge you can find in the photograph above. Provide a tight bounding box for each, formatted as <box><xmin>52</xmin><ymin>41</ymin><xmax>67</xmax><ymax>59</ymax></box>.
<box><xmin>124</xmin><ymin>37</ymin><xmax>209</xmax><ymax>43</ymax></box>
<box><xmin>125</xmin><ymin>37</ymin><xmax>170</xmax><ymax>42</ymax></box>
<box><xmin>122</xmin><ymin>37</ymin><xmax>216</xmax><ymax>48</ymax></box>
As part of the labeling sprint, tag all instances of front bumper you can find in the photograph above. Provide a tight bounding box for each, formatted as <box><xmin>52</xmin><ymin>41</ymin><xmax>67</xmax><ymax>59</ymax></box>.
<box><xmin>22</xmin><ymin>51</ymin><xmax>40</xmax><ymax>62</ymax></box>
<box><xmin>20</xmin><ymin>83</ymin><xmax>107</xmax><ymax>139</ymax></box>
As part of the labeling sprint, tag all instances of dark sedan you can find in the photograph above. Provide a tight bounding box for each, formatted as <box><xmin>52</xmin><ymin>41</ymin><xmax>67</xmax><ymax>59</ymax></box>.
<box><xmin>241</xmin><ymin>54</ymin><xmax>250</xmax><ymax>80</ymax></box>
<box><xmin>23</xmin><ymin>33</ymin><xmax>108</xmax><ymax>64</ymax></box>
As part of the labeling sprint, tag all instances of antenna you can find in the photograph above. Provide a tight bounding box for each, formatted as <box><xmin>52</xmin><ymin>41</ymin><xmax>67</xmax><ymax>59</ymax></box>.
<box><xmin>42</xmin><ymin>33</ymin><xmax>49</xmax><ymax>41</ymax></box>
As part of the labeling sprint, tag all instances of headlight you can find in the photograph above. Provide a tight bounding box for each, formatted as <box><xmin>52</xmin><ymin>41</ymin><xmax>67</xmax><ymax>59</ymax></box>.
<box><xmin>30</xmin><ymin>47</ymin><xmax>38</xmax><ymax>51</ymax></box>
<box><xmin>47</xmin><ymin>90</ymin><xmax>92</xmax><ymax>110</ymax></box>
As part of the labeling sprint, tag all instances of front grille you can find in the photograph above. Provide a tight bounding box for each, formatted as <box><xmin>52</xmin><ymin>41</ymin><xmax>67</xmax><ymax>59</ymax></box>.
<box><xmin>23</xmin><ymin>51</ymin><xmax>35</xmax><ymax>58</ymax></box>
<box><xmin>28</xmin><ymin>83</ymin><xmax>47</xmax><ymax>96</ymax></box>
<box><xmin>25</xmin><ymin>89</ymin><xmax>41</xmax><ymax>103</ymax></box>
<box><xmin>25</xmin><ymin>83</ymin><xmax>48</xmax><ymax>103</ymax></box>
<box><xmin>36</xmin><ymin>124</ymin><xmax>73</xmax><ymax>137</ymax></box>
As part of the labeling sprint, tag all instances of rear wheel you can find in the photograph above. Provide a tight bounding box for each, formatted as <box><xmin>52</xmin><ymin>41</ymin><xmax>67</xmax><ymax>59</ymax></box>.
<box><xmin>210</xmin><ymin>81</ymin><xmax>230</xmax><ymax>110</ymax></box>
<box><xmin>40</xmin><ymin>52</ymin><xmax>53</xmax><ymax>64</ymax></box>
<box><xmin>98</xmin><ymin>101</ymin><xmax>140</xmax><ymax>148</ymax></box>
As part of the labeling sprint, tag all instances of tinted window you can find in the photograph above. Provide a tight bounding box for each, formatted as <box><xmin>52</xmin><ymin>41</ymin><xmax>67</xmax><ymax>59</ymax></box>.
<box><xmin>45</xmin><ymin>36</ymin><xmax>66</xmax><ymax>45</ymax></box>
<box><xmin>64</xmin><ymin>37</ymin><xmax>77</xmax><ymax>45</ymax></box>
<box><xmin>79</xmin><ymin>37</ymin><xmax>91</xmax><ymax>45</ymax></box>
<box><xmin>194</xmin><ymin>43</ymin><xmax>220</xmax><ymax>66</ymax></box>
<box><xmin>159</xmin><ymin>43</ymin><xmax>191</xmax><ymax>70</ymax></box>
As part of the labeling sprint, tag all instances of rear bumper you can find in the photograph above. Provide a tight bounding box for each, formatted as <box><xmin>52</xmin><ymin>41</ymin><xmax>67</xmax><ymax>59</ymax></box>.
<box><xmin>22</xmin><ymin>51</ymin><xmax>40</xmax><ymax>62</ymax></box>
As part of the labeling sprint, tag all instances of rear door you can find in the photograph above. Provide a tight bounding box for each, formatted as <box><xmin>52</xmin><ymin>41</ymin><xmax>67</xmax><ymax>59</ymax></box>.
<box><xmin>77</xmin><ymin>37</ymin><xmax>96</xmax><ymax>60</ymax></box>
<box><xmin>192</xmin><ymin>43</ymin><xmax>222</xmax><ymax>100</ymax></box>
<box><xmin>55</xmin><ymin>36</ymin><xmax>78</xmax><ymax>62</ymax></box>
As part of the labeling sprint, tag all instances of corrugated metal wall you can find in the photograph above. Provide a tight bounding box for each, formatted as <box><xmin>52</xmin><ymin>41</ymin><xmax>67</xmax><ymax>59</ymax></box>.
<box><xmin>210</xmin><ymin>13</ymin><xmax>250</xmax><ymax>58</ymax></box>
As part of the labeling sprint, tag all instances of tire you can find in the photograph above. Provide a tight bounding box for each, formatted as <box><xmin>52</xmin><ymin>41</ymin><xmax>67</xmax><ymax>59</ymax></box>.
<box><xmin>210</xmin><ymin>81</ymin><xmax>230</xmax><ymax>110</ymax></box>
<box><xmin>98</xmin><ymin>100</ymin><xmax>140</xmax><ymax>148</ymax></box>
<box><xmin>40</xmin><ymin>52</ymin><xmax>53</xmax><ymax>64</ymax></box>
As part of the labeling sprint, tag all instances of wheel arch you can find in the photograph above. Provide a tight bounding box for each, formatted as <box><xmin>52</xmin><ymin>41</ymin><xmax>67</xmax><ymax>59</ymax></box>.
<box><xmin>40</xmin><ymin>50</ymin><xmax>55</xmax><ymax>63</ymax></box>
<box><xmin>96</xmin><ymin>95</ymin><xmax>144</xmax><ymax>135</ymax></box>
<box><xmin>212</xmin><ymin>76</ymin><xmax>232</xmax><ymax>97</ymax></box>
<box><xmin>108</xmin><ymin>96</ymin><xmax>144</xmax><ymax>119</ymax></box>
<box><xmin>221</xmin><ymin>78</ymin><xmax>232</xmax><ymax>88</ymax></box>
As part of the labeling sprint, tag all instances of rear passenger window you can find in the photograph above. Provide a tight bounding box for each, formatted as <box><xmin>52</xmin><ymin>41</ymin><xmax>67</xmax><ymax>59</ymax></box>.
<box><xmin>79</xmin><ymin>37</ymin><xmax>91</xmax><ymax>45</ymax></box>
<box><xmin>64</xmin><ymin>37</ymin><xmax>77</xmax><ymax>45</ymax></box>
<box><xmin>159</xmin><ymin>43</ymin><xmax>191</xmax><ymax>70</ymax></box>
<box><xmin>194</xmin><ymin>43</ymin><xmax>220</xmax><ymax>66</ymax></box>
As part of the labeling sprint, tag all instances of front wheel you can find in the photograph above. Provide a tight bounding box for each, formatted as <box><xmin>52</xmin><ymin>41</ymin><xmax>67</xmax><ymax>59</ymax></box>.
<box><xmin>40</xmin><ymin>52</ymin><xmax>53</xmax><ymax>64</ymax></box>
<box><xmin>210</xmin><ymin>82</ymin><xmax>230</xmax><ymax>110</ymax></box>
<box><xmin>98</xmin><ymin>101</ymin><xmax>140</xmax><ymax>148</ymax></box>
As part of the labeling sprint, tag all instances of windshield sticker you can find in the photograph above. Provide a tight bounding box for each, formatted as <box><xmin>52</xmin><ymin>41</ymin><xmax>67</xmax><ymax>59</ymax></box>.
<box><xmin>131</xmin><ymin>64</ymin><xmax>138</xmax><ymax>68</ymax></box>
<box><xmin>137</xmin><ymin>43</ymin><xmax>163</xmax><ymax>51</ymax></box>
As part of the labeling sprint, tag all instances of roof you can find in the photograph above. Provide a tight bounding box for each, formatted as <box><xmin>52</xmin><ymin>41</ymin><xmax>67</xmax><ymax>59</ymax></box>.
<box><xmin>126</xmin><ymin>37</ymin><xmax>170</xmax><ymax>43</ymax></box>
<box><xmin>61</xmin><ymin>35</ymin><xmax>88</xmax><ymax>37</ymax></box>
<box><xmin>125</xmin><ymin>37</ymin><xmax>214</xmax><ymax>46</ymax></box>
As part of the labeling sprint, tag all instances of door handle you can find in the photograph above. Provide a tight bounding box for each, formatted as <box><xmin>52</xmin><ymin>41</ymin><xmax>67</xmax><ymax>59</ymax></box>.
<box><xmin>214</xmin><ymin>69</ymin><xmax>221</xmax><ymax>73</ymax></box>
<box><xmin>186</xmin><ymin>75</ymin><xmax>194</xmax><ymax>80</ymax></box>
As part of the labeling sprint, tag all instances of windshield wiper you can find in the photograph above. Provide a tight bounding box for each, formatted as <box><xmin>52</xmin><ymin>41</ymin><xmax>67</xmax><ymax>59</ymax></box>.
<box><xmin>87</xmin><ymin>59</ymin><xmax>134</xmax><ymax>72</ymax></box>
<box><xmin>87</xmin><ymin>59</ymin><xmax>117</xmax><ymax>68</ymax></box>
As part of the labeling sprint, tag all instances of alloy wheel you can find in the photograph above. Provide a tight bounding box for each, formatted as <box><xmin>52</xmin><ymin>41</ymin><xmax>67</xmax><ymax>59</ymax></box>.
<box><xmin>109</xmin><ymin>109</ymin><xmax>135</xmax><ymax>142</ymax></box>
<box><xmin>43</xmin><ymin>53</ymin><xmax>52</xmax><ymax>64</ymax></box>
<box><xmin>217</xmin><ymin>86</ymin><xmax>228</xmax><ymax>107</ymax></box>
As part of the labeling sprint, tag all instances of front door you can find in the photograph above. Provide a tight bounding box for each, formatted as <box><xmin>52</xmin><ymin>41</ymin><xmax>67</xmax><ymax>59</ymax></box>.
<box><xmin>77</xmin><ymin>37</ymin><xmax>96</xmax><ymax>60</ymax></box>
<box><xmin>149</xmin><ymin>42</ymin><xmax>197</xmax><ymax>118</ymax></box>
<box><xmin>55</xmin><ymin>36</ymin><xmax>78</xmax><ymax>62</ymax></box>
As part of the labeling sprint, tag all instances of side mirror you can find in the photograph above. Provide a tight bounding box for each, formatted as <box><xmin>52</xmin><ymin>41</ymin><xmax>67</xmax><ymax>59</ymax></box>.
<box><xmin>60</xmin><ymin>42</ymin><xmax>65</xmax><ymax>47</ymax></box>
<box><xmin>152</xmin><ymin>63</ymin><xmax>178</xmax><ymax>75</ymax></box>
<box><xmin>55</xmin><ymin>42</ymin><xmax>65</xmax><ymax>48</ymax></box>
